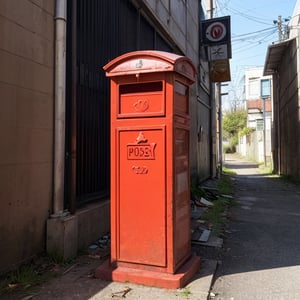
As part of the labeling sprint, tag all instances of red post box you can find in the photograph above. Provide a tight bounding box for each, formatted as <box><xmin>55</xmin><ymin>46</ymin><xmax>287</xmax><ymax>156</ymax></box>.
<box><xmin>96</xmin><ymin>51</ymin><xmax>200</xmax><ymax>289</ymax></box>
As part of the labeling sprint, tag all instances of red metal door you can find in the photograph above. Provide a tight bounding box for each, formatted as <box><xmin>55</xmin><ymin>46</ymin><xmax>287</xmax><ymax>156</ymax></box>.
<box><xmin>117</xmin><ymin>127</ymin><xmax>166</xmax><ymax>267</ymax></box>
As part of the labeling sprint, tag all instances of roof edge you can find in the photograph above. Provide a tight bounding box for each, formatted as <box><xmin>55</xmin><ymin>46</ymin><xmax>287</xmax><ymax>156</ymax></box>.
<box><xmin>263</xmin><ymin>38</ymin><xmax>296</xmax><ymax>76</ymax></box>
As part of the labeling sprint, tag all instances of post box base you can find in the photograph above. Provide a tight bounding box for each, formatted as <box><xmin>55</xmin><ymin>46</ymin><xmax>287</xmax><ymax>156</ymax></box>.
<box><xmin>95</xmin><ymin>255</ymin><xmax>201</xmax><ymax>289</ymax></box>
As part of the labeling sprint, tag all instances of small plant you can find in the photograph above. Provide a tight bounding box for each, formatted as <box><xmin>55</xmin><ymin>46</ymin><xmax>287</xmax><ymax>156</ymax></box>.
<box><xmin>201</xmin><ymin>197</ymin><xmax>230</xmax><ymax>236</ymax></box>
<box><xmin>0</xmin><ymin>263</ymin><xmax>52</xmax><ymax>295</ymax></box>
<box><xmin>218</xmin><ymin>172</ymin><xmax>235</xmax><ymax>195</ymax></box>
<box><xmin>181</xmin><ymin>287</ymin><xmax>191</xmax><ymax>297</ymax></box>
<box><xmin>239</xmin><ymin>127</ymin><xmax>255</xmax><ymax>137</ymax></box>
<box><xmin>192</xmin><ymin>169</ymin><xmax>236</xmax><ymax>236</ymax></box>
<box><xmin>222</xmin><ymin>166</ymin><xmax>236</xmax><ymax>176</ymax></box>
<box><xmin>191</xmin><ymin>182</ymin><xmax>213</xmax><ymax>202</ymax></box>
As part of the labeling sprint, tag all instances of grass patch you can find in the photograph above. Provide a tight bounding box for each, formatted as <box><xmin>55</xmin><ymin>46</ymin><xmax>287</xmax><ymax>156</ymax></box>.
<box><xmin>201</xmin><ymin>197</ymin><xmax>231</xmax><ymax>236</ymax></box>
<box><xmin>0</xmin><ymin>254</ymin><xmax>74</xmax><ymax>296</ymax></box>
<box><xmin>258</xmin><ymin>164</ymin><xmax>273</xmax><ymax>175</ymax></box>
<box><xmin>0</xmin><ymin>263</ymin><xmax>54</xmax><ymax>296</ymax></box>
<box><xmin>218</xmin><ymin>174</ymin><xmax>234</xmax><ymax>195</ymax></box>
<box><xmin>222</xmin><ymin>166</ymin><xmax>236</xmax><ymax>176</ymax></box>
<box><xmin>180</xmin><ymin>287</ymin><xmax>191</xmax><ymax>297</ymax></box>
<box><xmin>192</xmin><ymin>170</ymin><xmax>236</xmax><ymax>237</ymax></box>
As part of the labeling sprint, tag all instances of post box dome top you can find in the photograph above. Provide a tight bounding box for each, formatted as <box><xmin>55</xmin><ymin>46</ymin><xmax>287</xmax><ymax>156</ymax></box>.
<box><xmin>103</xmin><ymin>50</ymin><xmax>196</xmax><ymax>83</ymax></box>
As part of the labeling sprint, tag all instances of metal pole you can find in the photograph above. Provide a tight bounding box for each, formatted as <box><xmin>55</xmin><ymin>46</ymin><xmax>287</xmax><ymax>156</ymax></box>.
<box><xmin>218</xmin><ymin>83</ymin><xmax>222</xmax><ymax>175</ymax></box>
<box><xmin>53</xmin><ymin>0</ymin><xmax>67</xmax><ymax>216</ymax></box>
<box><xmin>263</xmin><ymin>97</ymin><xmax>266</xmax><ymax>166</ymax></box>
<box><xmin>70</xmin><ymin>0</ymin><xmax>77</xmax><ymax>214</ymax></box>
<box><xmin>210</xmin><ymin>0</ymin><xmax>214</xmax><ymax>18</ymax></box>
<box><xmin>277</xmin><ymin>15</ymin><xmax>283</xmax><ymax>41</ymax></box>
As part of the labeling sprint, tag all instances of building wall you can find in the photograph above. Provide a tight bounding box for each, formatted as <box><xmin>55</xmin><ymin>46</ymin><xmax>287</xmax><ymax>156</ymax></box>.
<box><xmin>238</xmin><ymin>130</ymin><xmax>270</xmax><ymax>163</ymax></box>
<box><xmin>143</xmin><ymin>0</ymin><xmax>212</xmax><ymax>181</ymax></box>
<box><xmin>0</xmin><ymin>0</ymin><xmax>213</xmax><ymax>274</ymax></box>
<box><xmin>245</xmin><ymin>67</ymin><xmax>272</xmax><ymax>100</ymax></box>
<box><xmin>290</xmin><ymin>0</ymin><xmax>300</xmax><ymax>39</ymax></box>
<box><xmin>0</xmin><ymin>0</ymin><xmax>54</xmax><ymax>273</ymax></box>
<box><xmin>277</xmin><ymin>39</ymin><xmax>300</xmax><ymax>178</ymax></box>
<box><xmin>239</xmin><ymin>67</ymin><xmax>272</xmax><ymax>164</ymax></box>
<box><xmin>192</xmin><ymin>90</ymin><xmax>212</xmax><ymax>181</ymax></box>
<box><xmin>143</xmin><ymin>0</ymin><xmax>199</xmax><ymax>64</ymax></box>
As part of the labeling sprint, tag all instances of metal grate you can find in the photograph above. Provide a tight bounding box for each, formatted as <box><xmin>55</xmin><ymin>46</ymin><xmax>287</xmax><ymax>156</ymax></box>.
<box><xmin>65</xmin><ymin>0</ymin><xmax>173</xmax><ymax>210</ymax></box>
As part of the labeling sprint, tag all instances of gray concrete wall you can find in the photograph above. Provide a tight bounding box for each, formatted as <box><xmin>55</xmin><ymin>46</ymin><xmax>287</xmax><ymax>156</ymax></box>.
<box><xmin>143</xmin><ymin>0</ymin><xmax>212</xmax><ymax>181</ymax></box>
<box><xmin>143</xmin><ymin>0</ymin><xmax>199</xmax><ymax>65</ymax></box>
<box><xmin>0</xmin><ymin>0</ymin><xmax>55</xmax><ymax>273</ymax></box>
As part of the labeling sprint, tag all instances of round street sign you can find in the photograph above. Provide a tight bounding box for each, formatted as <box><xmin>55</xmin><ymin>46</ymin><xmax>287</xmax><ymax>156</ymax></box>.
<box><xmin>206</xmin><ymin>22</ymin><xmax>226</xmax><ymax>42</ymax></box>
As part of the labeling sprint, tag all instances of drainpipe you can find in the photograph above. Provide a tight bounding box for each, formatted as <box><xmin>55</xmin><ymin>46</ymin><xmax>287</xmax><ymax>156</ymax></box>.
<box><xmin>53</xmin><ymin>0</ymin><xmax>67</xmax><ymax>217</ymax></box>
<box><xmin>209</xmin><ymin>0</ymin><xmax>216</xmax><ymax>177</ymax></box>
<box><xmin>275</xmin><ymin>71</ymin><xmax>281</xmax><ymax>175</ymax></box>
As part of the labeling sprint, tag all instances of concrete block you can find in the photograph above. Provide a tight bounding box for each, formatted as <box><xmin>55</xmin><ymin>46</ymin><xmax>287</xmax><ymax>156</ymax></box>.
<box><xmin>77</xmin><ymin>200</ymin><xmax>110</xmax><ymax>250</ymax></box>
<box><xmin>47</xmin><ymin>215</ymin><xmax>78</xmax><ymax>260</ymax></box>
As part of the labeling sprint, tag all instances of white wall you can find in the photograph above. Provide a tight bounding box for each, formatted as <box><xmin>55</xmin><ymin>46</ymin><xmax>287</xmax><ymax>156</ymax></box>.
<box><xmin>290</xmin><ymin>0</ymin><xmax>300</xmax><ymax>39</ymax></box>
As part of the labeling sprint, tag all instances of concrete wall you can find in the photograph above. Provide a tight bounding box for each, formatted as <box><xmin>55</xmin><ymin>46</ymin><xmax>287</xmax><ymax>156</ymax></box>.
<box><xmin>238</xmin><ymin>131</ymin><xmax>271</xmax><ymax>164</ymax></box>
<box><xmin>0</xmin><ymin>0</ymin><xmax>55</xmax><ymax>273</ymax></box>
<box><xmin>143</xmin><ymin>0</ymin><xmax>199</xmax><ymax>65</ymax></box>
<box><xmin>143</xmin><ymin>0</ymin><xmax>213</xmax><ymax>181</ymax></box>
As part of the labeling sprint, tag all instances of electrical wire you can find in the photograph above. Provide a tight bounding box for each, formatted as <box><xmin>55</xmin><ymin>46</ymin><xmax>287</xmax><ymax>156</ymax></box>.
<box><xmin>213</xmin><ymin>0</ymin><xmax>291</xmax><ymax>109</ymax></box>
<box><xmin>225</xmin><ymin>6</ymin><xmax>272</xmax><ymax>25</ymax></box>
<box><xmin>232</xmin><ymin>27</ymin><xmax>275</xmax><ymax>39</ymax></box>
<box><xmin>232</xmin><ymin>30</ymin><xmax>277</xmax><ymax>49</ymax></box>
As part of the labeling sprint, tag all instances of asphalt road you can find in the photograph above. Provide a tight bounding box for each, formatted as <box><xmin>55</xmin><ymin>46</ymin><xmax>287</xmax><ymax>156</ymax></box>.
<box><xmin>211</xmin><ymin>155</ymin><xmax>300</xmax><ymax>300</ymax></box>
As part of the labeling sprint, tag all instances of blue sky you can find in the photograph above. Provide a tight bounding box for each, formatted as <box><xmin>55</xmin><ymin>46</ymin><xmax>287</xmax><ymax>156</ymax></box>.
<box><xmin>213</xmin><ymin>0</ymin><xmax>296</xmax><ymax>109</ymax></box>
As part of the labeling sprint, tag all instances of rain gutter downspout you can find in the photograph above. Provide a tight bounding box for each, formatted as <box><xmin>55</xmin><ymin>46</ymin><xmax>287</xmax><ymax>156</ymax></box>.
<box><xmin>53</xmin><ymin>0</ymin><xmax>67</xmax><ymax>217</ymax></box>
<box><xmin>209</xmin><ymin>0</ymin><xmax>216</xmax><ymax>178</ymax></box>
<box><xmin>275</xmin><ymin>70</ymin><xmax>281</xmax><ymax>175</ymax></box>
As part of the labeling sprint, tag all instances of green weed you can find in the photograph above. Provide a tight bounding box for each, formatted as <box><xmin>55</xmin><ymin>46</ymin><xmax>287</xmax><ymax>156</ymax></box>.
<box><xmin>0</xmin><ymin>263</ymin><xmax>52</xmax><ymax>295</ymax></box>
<box><xmin>218</xmin><ymin>175</ymin><xmax>233</xmax><ymax>195</ymax></box>
<box><xmin>201</xmin><ymin>197</ymin><xmax>230</xmax><ymax>236</ymax></box>
<box><xmin>181</xmin><ymin>287</ymin><xmax>191</xmax><ymax>297</ymax></box>
<box><xmin>222</xmin><ymin>166</ymin><xmax>237</xmax><ymax>176</ymax></box>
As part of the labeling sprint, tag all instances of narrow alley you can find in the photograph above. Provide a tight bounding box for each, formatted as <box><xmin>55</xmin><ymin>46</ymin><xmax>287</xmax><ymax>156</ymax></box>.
<box><xmin>211</xmin><ymin>155</ymin><xmax>300</xmax><ymax>300</ymax></box>
<box><xmin>3</xmin><ymin>155</ymin><xmax>300</xmax><ymax>300</ymax></box>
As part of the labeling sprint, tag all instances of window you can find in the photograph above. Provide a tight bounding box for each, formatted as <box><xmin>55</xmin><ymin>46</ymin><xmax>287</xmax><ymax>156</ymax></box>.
<box><xmin>261</xmin><ymin>79</ymin><xmax>271</xmax><ymax>98</ymax></box>
<box><xmin>256</xmin><ymin>119</ymin><xmax>264</xmax><ymax>131</ymax></box>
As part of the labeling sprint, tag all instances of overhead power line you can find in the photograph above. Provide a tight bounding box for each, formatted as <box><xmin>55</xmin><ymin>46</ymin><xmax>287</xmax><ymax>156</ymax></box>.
<box><xmin>232</xmin><ymin>27</ymin><xmax>276</xmax><ymax>39</ymax></box>
<box><xmin>225</xmin><ymin>6</ymin><xmax>272</xmax><ymax>25</ymax></box>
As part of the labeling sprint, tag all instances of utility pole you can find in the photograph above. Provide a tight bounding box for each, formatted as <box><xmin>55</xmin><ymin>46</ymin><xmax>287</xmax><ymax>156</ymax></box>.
<box><xmin>210</xmin><ymin>0</ymin><xmax>214</xmax><ymax>18</ymax></box>
<box><xmin>277</xmin><ymin>15</ymin><xmax>283</xmax><ymax>41</ymax></box>
<box><xmin>274</xmin><ymin>15</ymin><xmax>290</xmax><ymax>41</ymax></box>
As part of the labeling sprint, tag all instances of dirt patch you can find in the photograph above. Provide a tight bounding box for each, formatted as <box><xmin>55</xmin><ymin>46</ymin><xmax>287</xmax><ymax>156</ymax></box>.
<box><xmin>0</xmin><ymin>248</ymin><xmax>109</xmax><ymax>300</ymax></box>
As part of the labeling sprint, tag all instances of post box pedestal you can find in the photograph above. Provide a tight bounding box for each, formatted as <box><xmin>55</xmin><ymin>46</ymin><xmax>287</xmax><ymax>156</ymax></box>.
<box><xmin>95</xmin><ymin>51</ymin><xmax>200</xmax><ymax>289</ymax></box>
<box><xmin>96</xmin><ymin>255</ymin><xmax>200</xmax><ymax>289</ymax></box>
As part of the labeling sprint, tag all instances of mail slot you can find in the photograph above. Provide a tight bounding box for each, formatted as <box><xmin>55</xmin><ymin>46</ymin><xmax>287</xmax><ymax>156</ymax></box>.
<box><xmin>96</xmin><ymin>51</ymin><xmax>200</xmax><ymax>289</ymax></box>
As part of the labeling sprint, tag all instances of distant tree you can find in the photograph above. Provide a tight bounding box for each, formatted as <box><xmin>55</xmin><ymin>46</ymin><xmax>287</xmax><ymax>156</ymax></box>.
<box><xmin>222</xmin><ymin>109</ymin><xmax>247</xmax><ymax>153</ymax></box>
<box><xmin>223</xmin><ymin>109</ymin><xmax>247</xmax><ymax>137</ymax></box>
